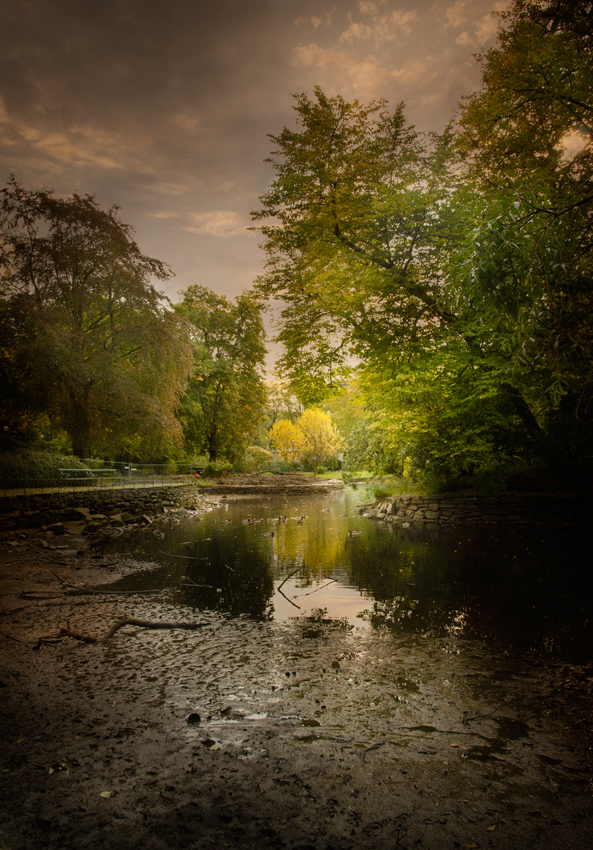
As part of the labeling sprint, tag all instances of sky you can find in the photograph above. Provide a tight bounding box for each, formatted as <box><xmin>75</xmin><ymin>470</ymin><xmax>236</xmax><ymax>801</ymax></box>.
<box><xmin>1</xmin><ymin>0</ymin><xmax>509</xmax><ymax>320</ymax></box>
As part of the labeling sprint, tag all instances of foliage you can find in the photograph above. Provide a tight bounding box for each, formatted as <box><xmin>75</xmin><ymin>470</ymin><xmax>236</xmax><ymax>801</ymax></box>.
<box><xmin>175</xmin><ymin>285</ymin><xmax>267</xmax><ymax>462</ymax></box>
<box><xmin>265</xmin><ymin>378</ymin><xmax>302</xmax><ymax>426</ymax></box>
<box><xmin>0</xmin><ymin>450</ymin><xmax>88</xmax><ymax>482</ymax></box>
<box><xmin>0</xmin><ymin>178</ymin><xmax>193</xmax><ymax>460</ymax></box>
<box><xmin>201</xmin><ymin>459</ymin><xmax>233</xmax><ymax>477</ymax></box>
<box><xmin>245</xmin><ymin>445</ymin><xmax>274</xmax><ymax>474</ymax></box>
<box><xmin>254</xmin><ymin>5</ymin><xmax>593</xmax><ymax>476</ymax></box>
<box><xmin>296</xmin><ymin>408</ymin><xmax>344</xmax><ymax>477</ymax></box>
<box><xmin>269</xmin><ymin>418</ymin><xmax>305</xmax><ymax>464</ymax></box>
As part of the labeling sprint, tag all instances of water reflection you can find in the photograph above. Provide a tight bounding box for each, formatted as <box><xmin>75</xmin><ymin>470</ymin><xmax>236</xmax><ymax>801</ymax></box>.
<box><xmin>101</xmin><ymin>489</ymin><xmax>592</xmax><ymax>662</ymax></box>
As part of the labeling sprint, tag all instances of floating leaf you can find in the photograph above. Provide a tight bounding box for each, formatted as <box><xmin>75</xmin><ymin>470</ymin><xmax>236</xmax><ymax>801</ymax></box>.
<box><xmin>487</xmin><ymin>826</ymin><xmax>496</xmax><ymax>832</ymax></box>
<box><xmin>100</xmin><ymin>791</ymin><xmax>112</xmax><ymax>798</ymax></box>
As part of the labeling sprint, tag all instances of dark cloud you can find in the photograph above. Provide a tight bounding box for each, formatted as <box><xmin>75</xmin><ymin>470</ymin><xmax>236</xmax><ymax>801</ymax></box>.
<box><xmin>0</xmin><ymin>0</ymin><xmax>509</xmax><ymax>307</ymax></box>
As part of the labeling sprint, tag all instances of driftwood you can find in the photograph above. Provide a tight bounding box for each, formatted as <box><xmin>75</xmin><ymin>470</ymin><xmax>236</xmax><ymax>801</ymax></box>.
<box><xmin>47</xmin><ymin>570</ymin><xmax>163</xmax><ymax>596</ymax></box>
<box><xmin>277</xmin><ymin>568</ymin><xmax>301</xmax><ymax>610</ymax></box>
<box><xmin>35</xmin><ymin>615</ymin><xmax>208</xmax><ymax>647</ymax></box>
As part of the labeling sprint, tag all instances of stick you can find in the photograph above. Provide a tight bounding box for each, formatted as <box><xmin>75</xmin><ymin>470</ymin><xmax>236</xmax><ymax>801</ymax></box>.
<box><xmin>159</xmin><ymin>551</ymin><xmax>196</xmax><ymax>559</ymax></box>
<box><xmin>278</xmin><ymin>568</ymin><xmax>299</xmax><ymax>592</ymax></box>
<box><xmin>104</xmin><ymin>617</ymin><xmax>208</xmax><ymax>640</ymax></box>
<box><xmin>277</xmin><ymin>586</ymin><xmax>301</xmax><ymax>610</ymax></box>
<box><xmin>0</xmin><ymin>628</ymin><xmax>27</xmax><ymax>644</ymax></box>
<box><xmin>294</xmin><ymin>579</ymin><xmax>336</xmax><ymax>598</ymax></box>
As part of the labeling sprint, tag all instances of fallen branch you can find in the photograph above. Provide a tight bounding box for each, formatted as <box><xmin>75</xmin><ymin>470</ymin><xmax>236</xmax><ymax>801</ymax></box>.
<box><xmin>36</xmin><ymin>615</ymin><xmax>209</xmax><ymax>645</ymax></box>
<box><xmin>294</xmin><ymin>579</ymin><xmax>336</xmax><ymax>598</ymax></box>
<box><xmin>0</xmin><ymin>628</ymin><xmax>27</xmax><ymax>644</ymax></box>
<box><xmin>104</xmin><ymin>617</ymin><xmax>208</xmax><ymax>640</ymax></box>
<box><xmin>278</xmin><ymin>568</ymin><xmax>299</xmax><ymax>592</ymax></box>
<box><xmin>277</xmin><ymin>586</ymin><xmax>301</xmax><ymax>610</ymax></box>
<box><xmin>49</xmin><ymin>569</ymin><xmax>163</xmax><ymax>596</ymax></box>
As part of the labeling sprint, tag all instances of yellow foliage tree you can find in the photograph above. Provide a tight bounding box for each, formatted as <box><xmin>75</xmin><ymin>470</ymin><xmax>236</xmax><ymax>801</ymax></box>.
<box><xmin>269</xmin><ymin>419</ymin><xmax>304</xmax><ymax>465</ymax></box>
<box><xmin>296</xmin><ymin>408</ymin><xmax>343</xmax><ymax>477</ymax></box>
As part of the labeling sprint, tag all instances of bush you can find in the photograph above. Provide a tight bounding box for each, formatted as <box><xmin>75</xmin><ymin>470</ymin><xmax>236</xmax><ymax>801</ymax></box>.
<box><xmin>0</xmin><ymin>450</ymin><xmax>89</xmax><ymax>482</ymax></box>
<box><xmin>245</xmin><ymin>446</ymin><xmax>274</xmax><ymax>474</ymax></box>
<box><xmin>316</xmin><ymin>466</ymin><xmax>328</xmax><ymax>475</ymax></box>
<box><xmin>201</xmin><ymin>459</ymin><xmax>233</xmax><ymax>477</ymax></box>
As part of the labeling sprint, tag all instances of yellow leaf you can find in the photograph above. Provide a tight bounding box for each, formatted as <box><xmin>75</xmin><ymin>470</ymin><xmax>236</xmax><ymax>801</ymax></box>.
<box><xmin>487</xmin><ymin>826</ymin><xmax>496</xmax><ymax>832</ymax></box>
<box><xmin>100</xmin><ymin>791</ymin><xmax>112</xmax><ymax>798</ymax></box>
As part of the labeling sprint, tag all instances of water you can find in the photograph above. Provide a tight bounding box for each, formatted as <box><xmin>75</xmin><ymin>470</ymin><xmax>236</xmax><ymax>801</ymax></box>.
<box><xmin>101</xmin><ymin>488</ymin><xmax>592</xmax><ymax>663</ymax></box>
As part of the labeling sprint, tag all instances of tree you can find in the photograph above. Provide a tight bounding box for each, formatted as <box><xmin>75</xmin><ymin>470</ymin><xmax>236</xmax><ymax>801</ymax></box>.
<box><xmin>452</xmin><ymin>0</ymin><xmax>593</xmax><ymax>456</ymax></box>
<box><xmin>0</xmin><ymin>178</ymin><xmax>193</xmax><ymax>459</ymax></box>
<box><xmin>269</xmin><ymin>418</ymin><xmax>305</xmax><ymax>464</ymax></box>
<box><xmin>252</xmin><ymin>87</ymin><xmax>452</xmax><ymax>403</ymax></box>
<box><xmin>175</xmin><ymin>285</ymin><xmax>267</xmax><ymax>462</ymax></box>
<box><xmin>254</xmin><ymin>29</ymin><xmax>593</xmax><ymax>475</ymax></box>
<box><xmin>296</xmin><ymin>408</ymin><xmax>343</xmax><ymax>476</ymax></box>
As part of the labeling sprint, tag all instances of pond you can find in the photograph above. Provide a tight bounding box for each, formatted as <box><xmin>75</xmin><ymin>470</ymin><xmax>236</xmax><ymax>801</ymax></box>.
<box><xmin>101</xmin><ymin>487</ymin><xmax>592</xmax><ymax>664</ymax></box>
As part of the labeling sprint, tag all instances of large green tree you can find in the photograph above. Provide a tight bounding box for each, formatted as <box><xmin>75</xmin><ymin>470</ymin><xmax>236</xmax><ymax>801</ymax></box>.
<box><xmin>253</xmin><ymin>2</ymin><xmax>593</xmax><ymax>477</ymax></box>
<box><xmin>0</xmin><ymin>178</ymin><xmax>193</xmax><ymax>459</ymax></box>
<box><xmin>175</xmin><ymin>285</ymin><xmax>267</xmax><ymax>462</ymax></box>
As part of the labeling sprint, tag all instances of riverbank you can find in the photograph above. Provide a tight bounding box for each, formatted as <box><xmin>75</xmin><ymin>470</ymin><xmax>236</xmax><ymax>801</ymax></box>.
<box><xmin>1</xmin><ymin>490</ymin><xmax>592</xmax><ymax>850</ymax></box>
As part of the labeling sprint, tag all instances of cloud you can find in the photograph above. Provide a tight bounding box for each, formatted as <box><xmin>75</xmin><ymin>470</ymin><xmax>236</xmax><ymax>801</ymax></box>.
<box><xmin>475</xmin><ymin>13</ymin><xmax>498</xmax><ymax>43</ymax></box>
<box><xmin>445</xmin><ymin>1</ymin><xmax>470</xmax><ymax>28</ymax></box>
<box><xmin>455</xmin><ymin>31</ymin><xmax>474</xmax><ymax>46</ymax></box>
<box><xmin>152</xmin><ymin>209</ymin><xmax>250</xmax><ymax>238</ymax></box>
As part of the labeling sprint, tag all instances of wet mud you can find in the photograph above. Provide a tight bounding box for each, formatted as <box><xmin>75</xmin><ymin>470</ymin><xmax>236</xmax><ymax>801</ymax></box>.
<box><xmin>1</xmin><ymin>494</ymin><xmax>592</xmax><ymax>850</ymax></box>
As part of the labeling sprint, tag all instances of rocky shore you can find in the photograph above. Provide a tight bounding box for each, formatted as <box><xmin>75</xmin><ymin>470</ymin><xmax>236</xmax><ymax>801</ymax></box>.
<box><xmin>364</xmin><ymin>489</ymin><xmax>593</xmax><ymax>526</ymax></box>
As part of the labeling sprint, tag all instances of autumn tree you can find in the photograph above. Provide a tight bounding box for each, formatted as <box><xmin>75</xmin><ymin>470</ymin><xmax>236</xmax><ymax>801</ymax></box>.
<box><xmin>296</xmin><ymin>409</ymin><xmax>343</xmax><ymax>476</ymax></box>
<box><xmin>0</xmin><ymin>178</ymin><xmax>193</xmax><ymax>459</ymax></box>
<box><xmin>269</xmin><ymin>418</ymin><xmax>305</xmax><ymax>464</ymax></box>
<box><xmin>175</xmin><ymin>285</ymin><xmax>267</xmax><ymax>462</ymax></box>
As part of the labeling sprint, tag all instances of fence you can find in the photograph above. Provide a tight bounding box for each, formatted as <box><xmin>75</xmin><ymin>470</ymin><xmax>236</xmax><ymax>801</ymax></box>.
<box><xmin>0</xmin><ymin>461</ymin><xmax>205</xmax><ymax>497</ymax></box>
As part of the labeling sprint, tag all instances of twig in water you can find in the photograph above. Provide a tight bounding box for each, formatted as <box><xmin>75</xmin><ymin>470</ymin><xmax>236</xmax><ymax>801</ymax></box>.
<box><xmin>278</xmin><ymin>569</ymin><xmax>299</xmax><ymax>592</ymax></box>
<box><xmin>277</xmin><ymin>586</ymin><xmax>301</xmax><ymax>610</ymax></box>
<box><xmin>294</xmin><ymin>579</ymin><xmax>336</xmax><ymax>598</ymax></box>
<box><xmin>159</xmin><ymin>551</ymin><xmax>197</xmax><ymax>560</ymax></box>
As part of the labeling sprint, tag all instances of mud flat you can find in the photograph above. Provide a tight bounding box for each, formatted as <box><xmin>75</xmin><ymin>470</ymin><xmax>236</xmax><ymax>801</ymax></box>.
<box><xmin>1</xmin><ymin>496</ymin><xmax>592</xmax><ymax>850</ymax></box>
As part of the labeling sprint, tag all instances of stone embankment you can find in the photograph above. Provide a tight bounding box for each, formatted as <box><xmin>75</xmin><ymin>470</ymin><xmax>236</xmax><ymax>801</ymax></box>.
<box><xmin>0</xmin><ymin>484</ymin><xmax>215</xmax><ymax>532</ymax></box>
<box><xmin>363</xmin><ymin>490</ymin><xmax>593</xmax><ymax>526</ymax></box>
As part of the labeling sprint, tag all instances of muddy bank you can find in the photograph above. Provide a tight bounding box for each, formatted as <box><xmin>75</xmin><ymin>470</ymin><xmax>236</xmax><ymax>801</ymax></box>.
<box><xmin>1</xmin><ymin>501</ymin><xmax>592</xmax><ymax>850</ymax></box>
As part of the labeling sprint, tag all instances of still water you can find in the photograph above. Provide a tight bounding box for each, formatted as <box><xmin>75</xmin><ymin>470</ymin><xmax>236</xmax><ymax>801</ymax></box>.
<box><xmin>102</xmin><ymin>488</ymin><xmax>592</xmax><ymax>663</ymax></box>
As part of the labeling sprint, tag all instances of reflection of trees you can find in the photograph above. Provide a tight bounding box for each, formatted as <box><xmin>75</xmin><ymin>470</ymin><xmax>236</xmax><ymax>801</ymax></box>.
<box><xmin>184</xmin><ymin>525</ymin><xmax>275</xmax><ymax>620</ymax></box>
<box><xmin>272</xmin><ymin>519</ymin><xmax>345</xmax><ymax>584</ymax></box>
<box><xmin>103</xmin><ymin>501</ymin><xmax>593</xmax><ymax>660</ymax></box>
<box><xmin>351</xmin><ymin>525</ymin><xmax>593</xmax><ymax>658</ymax></box>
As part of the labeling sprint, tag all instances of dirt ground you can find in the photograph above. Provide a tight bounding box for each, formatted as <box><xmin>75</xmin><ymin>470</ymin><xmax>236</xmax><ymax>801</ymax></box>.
<box><xmin>1</xmin><ymin>513</ymin><xmax>592</xmax><ymax>850</ymax></box>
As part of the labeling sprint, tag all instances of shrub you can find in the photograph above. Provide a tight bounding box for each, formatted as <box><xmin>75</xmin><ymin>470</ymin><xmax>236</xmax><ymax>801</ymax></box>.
<box><xmin>245</xmin><ymin>446</ymin><xmax>274</xmax><ymax>474</ymax></box>
<box><xmin>0</xmin><ymin>450</ymin><xmax>89</xmax><ymax>482</ymax></box>
<box><xmin>201</xmin><ymin>459</ymin><xmax>233</xmax><ymax>477</ymax></box>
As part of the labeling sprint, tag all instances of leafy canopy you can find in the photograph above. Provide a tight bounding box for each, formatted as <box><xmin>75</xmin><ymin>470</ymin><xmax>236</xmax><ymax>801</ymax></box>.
<box><xmin>175</xmin><ymin>285</ymin><xmax>267</xmax><ymax>462</ymax></box>
<box><xmin>0</xmin><ymin>177</ymin><xmax>193</xmax><ymax>459</ymax></box>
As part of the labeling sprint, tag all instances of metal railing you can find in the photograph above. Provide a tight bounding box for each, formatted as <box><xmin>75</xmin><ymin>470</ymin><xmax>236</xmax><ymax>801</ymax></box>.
<box><xmin>1</xmin><ymin>460</ymin><xmax>205</xmax><ymax>496</ymax></box>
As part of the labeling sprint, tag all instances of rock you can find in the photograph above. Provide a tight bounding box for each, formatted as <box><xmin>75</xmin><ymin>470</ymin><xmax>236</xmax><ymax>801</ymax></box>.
<box><xmin>69</xmin><ymin>507</ymin><xmax>92</xmax><ymax>521</ymax></box>
<box><xmin>108</xmin><ymin>514</ymin><xmax>125</xmax><ymax>527</ymax></box>
<box><xmin>46</xmin><ymin>522</ymin><xmax>66</xmax><ymax>535</ymax></box>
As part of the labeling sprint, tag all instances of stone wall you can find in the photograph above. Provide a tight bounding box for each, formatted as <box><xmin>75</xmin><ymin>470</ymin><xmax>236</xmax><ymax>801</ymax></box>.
<box><xmin>0</xmin><ymin>485</ymin><xmax>212</xmax><ymax>530</ymax></box>
<box><xmin>364</xmin><ymin>491</ymin><xmax>592</xmax><ymax>526</ymax></box>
